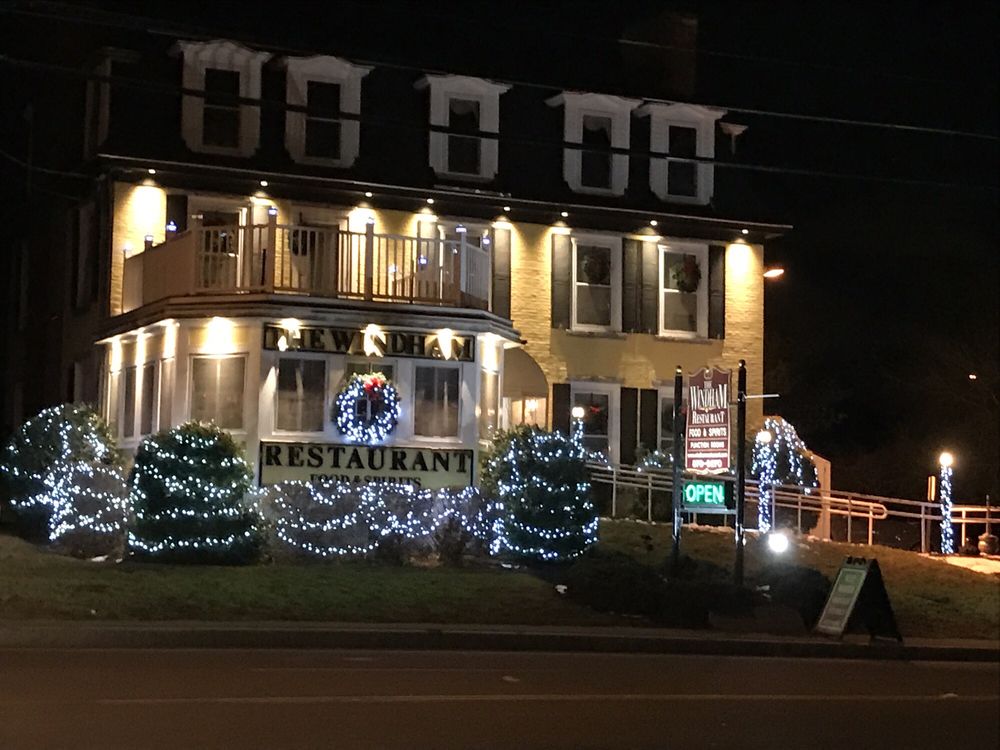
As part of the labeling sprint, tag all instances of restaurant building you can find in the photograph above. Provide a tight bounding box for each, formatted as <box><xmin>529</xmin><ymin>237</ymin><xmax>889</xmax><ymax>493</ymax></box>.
<box><xmin>4</xmin><ymin>15</ymin><xmax>782</xmax><ymax>488</ymax></box>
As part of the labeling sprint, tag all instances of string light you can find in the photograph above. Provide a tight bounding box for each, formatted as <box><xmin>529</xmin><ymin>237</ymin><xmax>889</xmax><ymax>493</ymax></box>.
<box><xmin>334</xmin><ymin>372</ymin><xmax>401</xmax><ymax>445</ymax></box>
<box><xmin>751</xmin><ymin>417</ymin><xmax>818</xmax><ymax>533</ymax></box>
<box><xmin>939</xmin><ymin>453</ymin><xmax>955</xmax><ymax>554</ymax></box>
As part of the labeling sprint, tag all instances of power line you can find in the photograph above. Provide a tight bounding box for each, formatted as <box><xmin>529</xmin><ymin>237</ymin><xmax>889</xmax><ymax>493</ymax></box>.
<box><xmin>2</xmin><ymin>1</ymin><xmax>997</xmax><ymax>142</ymax></box>
<box><xmin>0</xmin><ymin>54</ymin><xmax>995</xmax><ymax>194</ymax></box>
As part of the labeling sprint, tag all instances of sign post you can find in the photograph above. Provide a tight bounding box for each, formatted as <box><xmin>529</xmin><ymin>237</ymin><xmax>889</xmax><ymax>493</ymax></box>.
<box><xmin>670</xmin><ymin>366</ymin><xmax>684</xmax><ymax>572</ymax></box>
<box><xmin>734</xmin><ymin>360</ymin><xmax>747</xmax><ymax>587</ymax></box>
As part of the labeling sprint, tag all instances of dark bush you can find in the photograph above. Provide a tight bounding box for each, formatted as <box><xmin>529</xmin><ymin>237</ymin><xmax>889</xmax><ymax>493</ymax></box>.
<box><xmin>756</xmin><ymin>563</ymin><xmax>831</xmax><ymax>627</ymax></box>
<box><xmin>434</xmin><ymin>517</ymin><xmax>473</xmax><ymax>566</ymax></box>
<box><xmin>565</xmin><ymin>551</ymin><xmax>666</xmax><ymax>617</ymax></box>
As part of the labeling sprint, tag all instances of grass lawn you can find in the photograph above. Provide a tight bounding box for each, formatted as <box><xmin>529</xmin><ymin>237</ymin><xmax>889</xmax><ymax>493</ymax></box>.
<box><xmin>2</xmin><ymin>522</ymin><xmax>997</xmax><ymax>640</ymax></box>
<box><xmin>0</xmin><ymin>533</ymin><xmax>616</xmax><ymax>626</ymax></box>
<box><xmin>600</xmin><ymin>519</ymin><xmax>1000</xmax><ymax>640</ymax></box>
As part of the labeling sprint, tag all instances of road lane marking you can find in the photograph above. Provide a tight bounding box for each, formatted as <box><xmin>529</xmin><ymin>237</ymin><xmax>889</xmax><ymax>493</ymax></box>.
<box><xmin>89</xmin><ymin>693</ymin><xmax>1000</xmax><ymax>706</ymax></box>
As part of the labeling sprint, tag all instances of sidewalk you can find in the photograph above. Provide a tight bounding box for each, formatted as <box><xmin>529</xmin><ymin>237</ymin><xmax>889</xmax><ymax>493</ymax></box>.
<box><xmin>1</xmin><ymin>620</ymin><xmax>996</xmax><ymax>662</ymax></box>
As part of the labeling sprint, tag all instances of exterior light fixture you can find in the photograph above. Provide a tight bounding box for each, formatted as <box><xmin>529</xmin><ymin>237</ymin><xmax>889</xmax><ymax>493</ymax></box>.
<box><xmin>560</xmin><ymin>211</ymin><xmax>569</xmax><ymax>218</ymax></box>
<box><xmin>767</xmin><ymin>531</ymin><xmax>790</xmax><ymax>554</ymax></box>
<box><xmin>763</xmin><ymin>267</ymin><xmax>785</xmax><ymax>279</ymax></box>
<box><xmin>259</xmin><ymin>180</ymin><xmax>269</xmax><ymax>187</ymax></box>
<box><xmin>756</xmin><ymin>429</ymin><xmax>772</xmax><ymax>444</ymax></box>
<box><xmin>650</xmin><ymin>219</ymin><xmax>658</xmax><ymax>227</ymax></box>
<box><xmin>364</xmin><ymin>191</ymin><xmax>373</xmax><ymax>198</ymax></box>
<box><xmin>455</xmin><ymin>224</ymin><xmax>467</xmax><ymax>233</ymax></box>
<box><xmin>147</xmin><ymin>168</ymin><xmax>156</xmax><ymax>175</ymax></box>
<box><xmin>969</xmin><ymin>373</ymin><xmax>978</xmax><ymax>381</ymax></box>
<box><xmin>267</xmin><ymin>206</ymin><xmax>278</xmax><ymax>216</ymax></box>
<box><xmin>426</xmin><ymin>197</ymin><xmax>435</xmax><ymax>205</ymax></box>
<box><xmin>503</xmin><ymin>205</ymin><xmax>511</xmax><ymax>212</ymax></box>
<box><xmin>741</xmin><ymin>228</ymin><xmax>749</xmax><ymax>235</ymax></box>
<box><xmin>939</xmin><ymin>451</ymin><xmax>954</xmax><ymax>469</ymax></box>
<box><xmin>571</xmin><ymin>406</ymin><xmax>585</xmax><ymax>420</ymax></box>
<box><xmin>166</xmin><ymin>220</ymin><xmax>177</xmax><ymax>233</ymax></box>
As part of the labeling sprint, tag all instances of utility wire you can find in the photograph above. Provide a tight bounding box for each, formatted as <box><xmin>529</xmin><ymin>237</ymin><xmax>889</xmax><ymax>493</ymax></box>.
<box><xmin>2</xmin><ymin>1</ymin><xmax>997</xmax><ymax>142</ymax></box>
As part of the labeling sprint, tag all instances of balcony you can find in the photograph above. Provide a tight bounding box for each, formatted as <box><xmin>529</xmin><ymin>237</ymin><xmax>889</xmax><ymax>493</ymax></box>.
<box><xmin>121</xmin><ymin>217</ymin><xmax>492</xmax><ymax>315</ymax></box>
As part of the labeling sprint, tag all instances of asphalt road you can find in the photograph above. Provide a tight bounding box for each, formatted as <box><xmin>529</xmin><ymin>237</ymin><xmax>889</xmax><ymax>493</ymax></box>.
<box><xmin>1</xmin><ymin>648</ymin><xmax>996</xmax><ymax>749</ymax></box>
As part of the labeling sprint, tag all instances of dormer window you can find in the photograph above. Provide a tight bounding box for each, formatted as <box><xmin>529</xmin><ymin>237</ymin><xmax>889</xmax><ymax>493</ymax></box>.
<box><xmin>547</xmin><ymin>92</ymin><xmax>640</xmax><ymax>196</ymax></box>
<box><xmin>637</xmin><ymin>103</ymin><xmax>724</xmax><ymax>205</ymax></box>
<box><xmin>284</xmin><ymin>56</ymin><xmax>371</xmax><ymax>168</ymax></box>
<box><xmin>416</xmin><ymin>75</ymin><xmax>510</xmax><ymax>181</ymax></box>
<box><xmin>174</xmin><ymin>40</ymin><xmax>270</xmax><ymax>157</ymax></box>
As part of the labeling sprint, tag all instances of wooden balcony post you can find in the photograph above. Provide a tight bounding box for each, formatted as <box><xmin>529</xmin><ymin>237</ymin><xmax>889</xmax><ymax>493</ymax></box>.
<box><xmin>458</xmin><ymin>230</ymin><xmax>468</xmax><ymax>304</ymax></box>
<box><xmin>264</xmin><ymin>208</ymin><xmax>277</xmax><ymax>291</ymax></box>
<box><xmin>364</xmin><ymin>218</ymin><xmax>375</xmax><ymax>300</ymax></box>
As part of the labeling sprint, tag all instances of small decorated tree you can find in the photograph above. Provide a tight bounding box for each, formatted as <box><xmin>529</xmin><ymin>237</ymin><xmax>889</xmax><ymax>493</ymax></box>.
<box><xmin>128</xmin><ymin>422</ymin><xmax>262</xmax><ymax>564</ymax></box>
<box><xmin>481</xmin><ymin>425</ymin><xmax>598</xmax><ymax>561</ymax></box>
<box><xmin>0</xmin><ymin>404</ymin><xmax>120</xmax><ymax>540</ymax></box>
<box><xmin>751</xmin><ymin>416</ymin><xmax>819</xmax><ymax>533</ymax></box>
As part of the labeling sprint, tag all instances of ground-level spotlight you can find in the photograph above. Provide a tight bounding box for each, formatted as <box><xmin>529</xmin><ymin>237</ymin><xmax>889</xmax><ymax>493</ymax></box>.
<box><xmin>767</xmin><ymin>531</ymin><xmax>790</xmax><ymax>554</ymax></box>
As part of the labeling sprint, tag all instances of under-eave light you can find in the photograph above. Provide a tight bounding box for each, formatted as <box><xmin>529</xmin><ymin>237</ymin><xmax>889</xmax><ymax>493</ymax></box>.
<box><xmin>763</xmin><ymin>267</ymin><xmax>785</xmax><ymax>279</ymax></box>
<box><xmin>147</xmin><ymin>168</ymin><xmax>156</xmax><ymax>175</ymax></box>
<box><xmin>503</xmin><ymin>205</ymin><xmax>511</xmax><ymax>212</ymax></box>
<box><xmin>741</xmin><ymin>228</ymin><xmax>749</xmax><ymax>235</ymax></box>
<box><xmin>560</xmin><ymin>211</ymin><xmax>569</xmax><ymax>218</ymax></box>
<box><xmin>426</xmin><ymin>197</ymin><xmax>435</xmax><ymax>205</ymax></box>
<box><xmin>259</xmin><ymin>180</ymin><xmax>269</xmax><ymax>187</ymax></box>
<box><xmin>364</xmin><ymin>191</ymin><xmax>373</xmax><ymax>198</ymax></box>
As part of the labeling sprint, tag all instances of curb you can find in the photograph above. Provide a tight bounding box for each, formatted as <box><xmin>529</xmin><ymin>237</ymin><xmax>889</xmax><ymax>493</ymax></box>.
<box><xmin>1</xmin><ymin>623</ymin><xmax>997</xmax><ymax>662</ymax></box>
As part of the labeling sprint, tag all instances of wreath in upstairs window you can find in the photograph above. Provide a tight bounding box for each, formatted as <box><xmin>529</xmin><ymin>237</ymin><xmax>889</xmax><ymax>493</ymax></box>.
<box><xmin>670</xmin><ymin>255</ymin><xmax>702</xmax><ymax>293</ymax></box>
<box><xmin>334</xmin><ymin>372</ymin><xmax>401</xmax><ymax>445</ymax></box>
<box><xmin>580</xmin><ymin>253</ymin><xmax>611</xmax><ymax>285</ymax></box>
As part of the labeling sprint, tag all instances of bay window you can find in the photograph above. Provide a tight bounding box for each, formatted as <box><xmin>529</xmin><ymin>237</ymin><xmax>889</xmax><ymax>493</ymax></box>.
<box><xmin>190</xmin><ymin>355</ymin><xmax>246</xmax><ymax>429</ymax></box>
<box><xmin>276</xmin><ymin>357</ymin><xmax>326</xmax><ymax>432</ymax></box>
<box><xmin>414</xmin><ymin>364</ymin><xmax>461</xmax><ymax>438</ymax></box>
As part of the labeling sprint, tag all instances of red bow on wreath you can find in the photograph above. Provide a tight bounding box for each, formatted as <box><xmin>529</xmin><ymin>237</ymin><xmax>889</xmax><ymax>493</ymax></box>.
<box><xmin>362</xmin><ymin>373</ymin><xmax>386</xmax><ymax>393</ymax></box>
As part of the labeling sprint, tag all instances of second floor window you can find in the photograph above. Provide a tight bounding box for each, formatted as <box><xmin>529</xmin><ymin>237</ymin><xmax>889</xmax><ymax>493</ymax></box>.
<box><xmin>571</xmin><ymin>236</ymin><xmax>622</xmax><ymax>332</ymax></box>
<box><xmin>660</xmin><ymin>243</ymin><xmax>708</xmax><ymax>337</ymax></box>
<box><xmin>203</xmin><ymin>68</ymin><xmax>240</xmax><ymax>148</ymax></box>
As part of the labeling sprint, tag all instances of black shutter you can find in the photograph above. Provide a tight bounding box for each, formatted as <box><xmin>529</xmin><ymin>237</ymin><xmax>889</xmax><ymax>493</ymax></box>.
<box><xmin>166</xmin><ymin>193</ymin><xmax>188</xmax><ymax>233</ymax></box>
<box><xmin>622</xmin><ymin>238</ymin><xmax>641</xmax><ymax>332</ymax></box>
<box><xmin>639</xmin><ymin>240</ymin><xmax>659</xmax><ymax>333</ymax></box>
<box><xmin>639</xmin><ymin>388</ymin><xmax>659</xmax><ymax>455</ymax></box>
<box><xmin>551</xmin><ymin>383</ymin><xmax>571</xmax><ymax>434</ymax></box>
<box><xmin>491</xmin><ymin>226</ymin><xmax>512</xmax><ymax>319</ymax></box>
<box><xmin>708</xmin><ymin>244</ymin><xmax>726</xmax><ymax>340</ymax></box>
<box><xmin>550</xmin><ymin>233</ymin><xmax>572</xmax><ymax>329</ymax></box>
<box><xmin>620</xmin><ymin>387</ymin><xmax>638</xmax><ymax>465</ymax></box>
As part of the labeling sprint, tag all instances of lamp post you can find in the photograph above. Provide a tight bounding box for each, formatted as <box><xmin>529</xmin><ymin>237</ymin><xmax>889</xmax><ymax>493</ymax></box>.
<box><xmin>938</xmin><ymin>451</ymin><xmax>955</xmax><ymax>555</ymax></box>
<box><xmin>570</xmin><ymin>405</ymin><xmax>585</xmax><ymax>446</ymax></box>
<box><xmin>755</xmin><ymin>429</ymin><xmax>775</xmax><ymax>533</ymax></box>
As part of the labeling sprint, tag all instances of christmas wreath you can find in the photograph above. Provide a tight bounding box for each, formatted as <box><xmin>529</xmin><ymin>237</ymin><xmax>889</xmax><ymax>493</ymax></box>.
<box><xmin>670</xmin><ymin>255</ymin><xmax>702</xmax><ymax>293</ymax></box>
<box><xmin>335</xmin><ymin>372</ymin><xmax>401</xmax><ymax>445</ymax></box>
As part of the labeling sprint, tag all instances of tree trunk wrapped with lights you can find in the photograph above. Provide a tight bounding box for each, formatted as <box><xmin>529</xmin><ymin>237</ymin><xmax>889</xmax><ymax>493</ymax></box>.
<box><xmin>128</xmin><ymin>422</ymin><xmax>262</xmax><ymax>564</ymax></box>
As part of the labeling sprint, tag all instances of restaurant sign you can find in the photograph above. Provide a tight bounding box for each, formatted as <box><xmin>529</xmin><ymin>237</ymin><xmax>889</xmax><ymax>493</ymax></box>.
<box><xmin>263</xmin><ymin>324</ymin><xmax>474</xmax><ymax>362</ymax></box>
<box><xmin>258</xmin><ymin>441</ymin><xmax>474</xmax><ymax>489</ymax></box>
<box><xmin>684</xmin><ymin>367</ymin><xmax>732</xmax><ymax>473</ymax></box>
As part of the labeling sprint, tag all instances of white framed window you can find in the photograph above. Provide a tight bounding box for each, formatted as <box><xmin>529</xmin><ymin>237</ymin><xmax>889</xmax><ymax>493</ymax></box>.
<box><xmin>571</xmin><ymin>382</ymin><xmax>619</xmax><ymax>462</ymax></box>
<box><xmin>284</xmin><ymin>55</ymin><xmax>371</xmax><ymax>167</ymax></box>
<box><xmin>571</xmin><ymin>234</ymin><xmax>622</xmax><ymax>332</ymax></box>
<box><xmin>658</xmin><ymin>389</ymin><xmax>676</xmax><ymax>455</ymax></box>
<box><xmin>479</xmin><ymin>368</ymin><xmax>500</xmax><ymax>441</ymax></box>
<box><xmin>190</xmin><ymin>354</ymin><xmax>246</xmax><ymax>429</ymax></box>
<box><xmin>139</xmin><ymin>361</ymin><xmax>158</xmax><ymax>436</ymax></box>
<box><xmin>158</xmin><ymin>358</ymin><xmax>174</xmax><ymax>431</ymax></box>
<box><xmin>345</xmin><ymin>359</ymin><xmax>396</xmax><ymax>382</ymax></box>
<box><xmin>416</xmin><ymin>75</ymin><xmax>510</xmax><ymax>181</ymax></box>
<box><xmin>413</xmin><ymin>363</ymin><xmax>461</xmax><ymax>438</ymax></box>
<box><xmin>121</xmin><ymin>365</ymin><xmax>136</xmax><ymax>439</ymax></box>
<box><xmin>659</xmin><ymin>241</ymin><xmax>709</xmax><ymax>337</ymax></box>
<box><xmin>174</xmin><ymin>40</ymin><xmax>271</xmax><ymax>157</ymax></box>
<box><xmin>275</xmin><ymin>357</ymin><xmax>327</xmax><ymax>433</ymax></box>
<box><xmin>546</xmin><ymin>92</ymin><xmax>640</xmax><ymax>196</ymax></box>
<box><xmin>637</xmin><ymin>103</ymin><xmax>724</xmax><ymax>205</ymax></box>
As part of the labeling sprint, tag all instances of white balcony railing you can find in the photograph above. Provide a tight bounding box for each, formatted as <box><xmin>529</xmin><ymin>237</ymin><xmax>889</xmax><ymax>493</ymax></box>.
<box><xmin>121</xmin><ymin>217</ymin><xmax>493</xmax><ymax>314</ymax></box>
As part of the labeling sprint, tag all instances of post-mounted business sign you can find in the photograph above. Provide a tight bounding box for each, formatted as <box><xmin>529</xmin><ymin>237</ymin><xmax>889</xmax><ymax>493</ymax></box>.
<box><xmin>685</xmin><ymin>367</ymin><xmax>732</xmax><ymax>473</ymax></box>
<box><xmin>258</xmin><ymin>441</ymin><xmax>474</xmax><ymax>490</ymax></box>
<box><xmin>681</xmin><ymin>478</ymin><xmax>733</xmax><ymax>514</ymax></box>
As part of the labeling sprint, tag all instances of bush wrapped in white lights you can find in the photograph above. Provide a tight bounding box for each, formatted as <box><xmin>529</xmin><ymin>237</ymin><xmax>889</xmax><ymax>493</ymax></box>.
<box><xmin>1</xmin><ymin>404</ymin><xmax>121</xmax><ymax>541</ymax></box>
<box><xmin>128</xmin><ymin>422</ymin><xmax>263</xmax><ymax>564</ymax></box>
<box><xmin>480</xmin><ymin>425</ymin><xmax>598</xmax><ymax>561</ymax></box>
<box><xmin>46</xmin><ymin>460</ymin><xmax>130</xmax><ymax>558</ymax></box>
<box><xmin>258</xmin><ymin>480</ymin><xmax>499</xmax><ymax>561</ymax></box>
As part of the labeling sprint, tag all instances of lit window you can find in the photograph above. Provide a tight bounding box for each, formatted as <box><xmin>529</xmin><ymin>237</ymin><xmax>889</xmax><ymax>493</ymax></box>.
<box><xmin>546</xmin><ymin>92</ymin><xmax>640</xmax><ymax>196</ymax></box>
<box><xmin>284</xmin><ymin>55</ymin><xmax>370</xmax><ymax>167</ymax></box>
<box><xmin>571</xmin><ymin>236</ymin><xmax>622</xmax><ymax>332</ymax></box>
<box><xmin>660</xmin><ymin>242</ymin><xmax>709</xmax><ymax>336</ymax></box>
<box><xmin>570</xmin><ymin>384</ymin><xmax>619</xmax><ymax>461</ymax></box>
<box><xmin>190</xmin><ymin>355</ymin><xmax>245</xmax><ymax>429</ymax></box>
<box><xmin>414</xmin><ymin>365</ymin><xmax>460</xmax><ymax>438</ymax></box>
<box><xmin>479</xmin><ymin>368</ymin><xmax>499</xmax><ymax>440</ymax></box>
<box><xmin>417</xmin><ymin>74</ymin><xmax>510</xmax><ymax>181</ymax></box>
<box><xmin>276</xmin><ymin>358</ymin><xmax>326</xmax><ymax>432</ymax></box>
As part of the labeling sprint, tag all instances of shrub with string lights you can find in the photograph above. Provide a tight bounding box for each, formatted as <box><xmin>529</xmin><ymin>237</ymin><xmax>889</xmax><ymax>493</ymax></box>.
<box><xmin>128</xmin><ymin>422</ymin><xmax>262</xmax><ymax>564</ymax></box>
<box><xmin>751</xmin><ymin>416</ymin><xmax>818</xmax><ymax>533</ymax></box>
<box><xmin>480</xmin><ymin>425</ymin><xmax>598</xmax><ymax>561</ymax></box>
<box><xmin>45</xmin><ymin>460</ymin><xmax>130</xmax><ymax>558</ymax></box>
<box><xmin>1</xmin><ymin>404</ymin><xmax>120</xmax><ymax>540</ymax></box>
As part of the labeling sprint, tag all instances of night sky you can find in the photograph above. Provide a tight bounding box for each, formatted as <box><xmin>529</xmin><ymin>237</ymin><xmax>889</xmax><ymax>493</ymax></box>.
<box><xmin>3</xmin><ymin>1</ymin><xmax>997</xmax><ymax>501</ymax></box>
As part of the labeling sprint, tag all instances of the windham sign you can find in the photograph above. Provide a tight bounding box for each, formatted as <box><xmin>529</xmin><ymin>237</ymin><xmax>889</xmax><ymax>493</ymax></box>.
<box><xmin>684</xmin><ymin>367</ymin><xmax>732</xmax><ymax>473</ymax></box>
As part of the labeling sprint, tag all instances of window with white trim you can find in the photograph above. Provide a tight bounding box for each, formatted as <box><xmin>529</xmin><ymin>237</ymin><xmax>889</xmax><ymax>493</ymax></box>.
<box><xmin>174</xmin><ymin>40</ymin><xmax>270</xmax><ymax>157</ymax></box>
<box><xmin>284</xmin><ymin>55</ymin><xmax>371</xmax><ymax>167</ymax></box>
<box><xmin>414</xmin><ymin>364</ymin><xmax>461</xmax><ymax>438</ymax></box>
<box><xmin>416</xmin><ymin>75</ymin><xmax>510</xmax><ymax>181</ymax></box>
<box><xmin>121</xmin><ymin>366</ymin><xmax>136</xmax><ymax>439</ymax></box>
<box><xmin>571</xmin><ymin>382</ymin><xmax>619</xmax><ymax>461</ymax></box>
<box><xmin>659</xmin><ymin>241</ymin><xmax>709</xmax><ymax>337</ymax></box>
<box><xmin>659</xmin><ymin>390</ymin><xmax>676</xmax><ymax>454</ymax></box>
<box><xmin>190</xmin><ymin>355</ymin><xmax>246</xmax><ymax>429</ymax></box>
<box><xmin>572</xmin><ymin>235</ymin><xmax>622</xmax><ymax>332</ymax></box>
<box><xmin>546</xmin><ymin>92</ymin><xmax>640</xmax><ymax>196</ymax></box>
<box><xmin>637</xmin><ymin>102</ymin><xmax>724</xmax><ymax>205</ymax></box>
<box><xmin>139</xmin><ymin>361</ymin><xmax>157</xmax><ymax>436</ymax></box>
<box><xmin>276</xmin><ymin>357</ymin><xmax>327</xmax><ymax>433</ymax></box>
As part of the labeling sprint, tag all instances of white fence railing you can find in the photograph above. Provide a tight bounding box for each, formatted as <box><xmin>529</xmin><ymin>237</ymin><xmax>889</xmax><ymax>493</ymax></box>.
<box><xmin>586</xmin><ymin>461</ymin><xmax>996</xmax><ymax>552</ymax></box>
